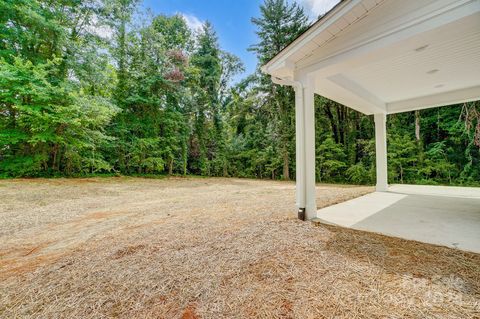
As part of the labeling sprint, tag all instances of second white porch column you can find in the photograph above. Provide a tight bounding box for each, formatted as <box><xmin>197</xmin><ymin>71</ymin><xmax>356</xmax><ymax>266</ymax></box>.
<box><xmin>374</xmin><ymin>113</ymin><xmax>388</xmax><ymax>192</ymax></box>
<box><xmin>304</xmin><ymin>82</ymin><xmax>317</xmax><ymax>219</ymax></box>
<box><xmin>294</xmin><ymin>86</ymin><xmax>305</xmax><ymax>212</ymax></box>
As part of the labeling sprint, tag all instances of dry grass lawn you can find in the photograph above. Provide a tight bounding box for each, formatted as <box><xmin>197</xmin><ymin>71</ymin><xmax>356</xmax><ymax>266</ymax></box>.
<box><xmin>0</xmin><ymin>177</ymin><xmax>479</xmax><ymax>318</ymax></box>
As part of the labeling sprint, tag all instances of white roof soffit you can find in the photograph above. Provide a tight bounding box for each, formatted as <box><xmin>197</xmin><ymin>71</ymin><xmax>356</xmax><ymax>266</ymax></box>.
<box><xmin>263</xmin><ymin>0</ymin><xmax>480</xmax><ymax>115</ymax></box>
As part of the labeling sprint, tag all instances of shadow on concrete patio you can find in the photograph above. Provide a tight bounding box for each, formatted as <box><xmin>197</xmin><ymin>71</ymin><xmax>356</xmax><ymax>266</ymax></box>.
<box><xmin>316</xmin><ymin>185</ymin><xmax>480</xmax><ymax>253</ymax></box>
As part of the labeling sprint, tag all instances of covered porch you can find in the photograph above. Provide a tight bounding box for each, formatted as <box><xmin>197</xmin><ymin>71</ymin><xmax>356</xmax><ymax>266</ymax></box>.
<box><xmin>315</xmin><ymin>184</ymin><xmax>480</xmax><ymax>253</ymax></box>
<box><xmin>262</xmin><ymin>0</ymin><xmax>480</xmax><ymax>249</ymax></box>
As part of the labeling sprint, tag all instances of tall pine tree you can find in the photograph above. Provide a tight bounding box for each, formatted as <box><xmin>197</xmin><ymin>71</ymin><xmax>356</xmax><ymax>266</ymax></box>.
<box><xmin>249</xmin><ymin>0</ymin><xmax>309</xmax><ymax>180</ymax></box>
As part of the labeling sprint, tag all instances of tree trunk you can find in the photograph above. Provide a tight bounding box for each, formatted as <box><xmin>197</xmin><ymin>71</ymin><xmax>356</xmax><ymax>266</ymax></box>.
<box><xmin>337</xmin><ymin>105</ymin><xmax>346</xmax><ymax>145</ymax></box>
<box><xmin>415</xmin><ymin>110</ymin><xmax>421</xmax><ymax>141</ymax></box>
<box><xmin>324</xmin><ymin>103</ymin><xmax>339</xmax><ymax>144</ymax></box>
<box><xmin>282</xmin><ymin>146</ymin><xmax>290</xmax><ymax>180</ymax></box>
<box><xmin>223</xmin><ymin>159</ymin><xmax>228</xmax><ymax>177</ymax></box>
<box><xmin>51</xmin><ymin>143</ymin><xmax>59</xmax><ymax>171</ymax></box>
<box><xmin>168</xmin><ymin>158</ymin><xmax>173</xmax><ymax>175</ymax></box>
<box><xmin>354</xmin><ymin>112</ymin><xmax>361</xmax><ymax>163</ymax></box>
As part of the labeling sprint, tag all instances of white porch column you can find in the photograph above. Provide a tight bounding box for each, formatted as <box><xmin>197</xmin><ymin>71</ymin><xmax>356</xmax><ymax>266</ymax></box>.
<box><xmin>304</xmin><ymin>82</ymin><xmax>317</xmax><ymax>219</ymax></box>
<box><xmin>294</xmin><ymin>86</ymin><xmax>306</xmax><ymax>212</ymax></box>
<box><xmin>294</xmin><ymin>79</ymin><xmax>317</xmax><ymax>220</ymax></box>
<box><xmin>374</xmin><ymin>113</ymin><xmax>388</xmax><ymax>192</ymax></box>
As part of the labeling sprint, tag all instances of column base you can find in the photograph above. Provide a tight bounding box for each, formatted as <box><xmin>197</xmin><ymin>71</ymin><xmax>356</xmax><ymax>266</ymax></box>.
<box><xmin>297</xmin><ymin>208</ymin><xmax>306</xmax><ymax>221</ymax></box>
<box><xmin>376</xmin><ymin>184</ymin><xmax>389</xmax><ymax>192</ymax></box>
<box><xmin>305</xmin><ymin>204</ymin><xmax>317</xmax><ymax>220</ymax></box>
<box><xmin>297</xmin><ymin>205</ymin><xmax>317</xmax><ymax>221</ymax></box>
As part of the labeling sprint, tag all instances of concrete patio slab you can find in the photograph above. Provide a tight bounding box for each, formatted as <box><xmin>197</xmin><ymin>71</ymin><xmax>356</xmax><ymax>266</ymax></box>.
<box><xmin>316</xmin><ymin>185</ymin><xmax>480</xmax><ymax>253</ymax></box>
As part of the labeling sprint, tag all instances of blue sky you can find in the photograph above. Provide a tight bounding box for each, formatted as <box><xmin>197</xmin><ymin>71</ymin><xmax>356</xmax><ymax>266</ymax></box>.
<box><xmin>141</xmin><ymin>0</ymin><xmax>339</xmax><ymax>82</ymax></box>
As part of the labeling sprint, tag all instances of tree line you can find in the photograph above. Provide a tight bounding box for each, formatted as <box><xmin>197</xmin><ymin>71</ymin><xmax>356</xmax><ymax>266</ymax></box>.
<box><xmin>1</xmin><ymin>0</ymin><xmax>479</xmax><ymax>185</ymax></box>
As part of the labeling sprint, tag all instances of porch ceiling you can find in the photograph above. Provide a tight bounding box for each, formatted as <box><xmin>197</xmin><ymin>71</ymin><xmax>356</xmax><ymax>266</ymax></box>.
<box><xmin>262</xmin><ymin>0</ymin><xmax>480</xmax><ymax>115</ymax></box>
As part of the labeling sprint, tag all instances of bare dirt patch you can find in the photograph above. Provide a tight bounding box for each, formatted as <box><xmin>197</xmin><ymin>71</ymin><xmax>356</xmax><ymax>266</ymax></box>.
<box><xmin>0</xmin><ymin>177</ymin><xmax>479</xmax><ymax>318</ymax></box>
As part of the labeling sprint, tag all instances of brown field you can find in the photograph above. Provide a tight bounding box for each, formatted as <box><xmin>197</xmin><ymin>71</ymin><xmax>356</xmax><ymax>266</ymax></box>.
<box><xmin>0</xmin><ymin>177</ymin><xmax>479</xmax><ymax>318</ymax></box>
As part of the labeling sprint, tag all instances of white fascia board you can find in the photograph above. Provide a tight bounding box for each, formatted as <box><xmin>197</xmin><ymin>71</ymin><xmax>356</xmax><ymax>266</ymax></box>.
<box><xmin>387</xmin><ymin>85</ymin><xmax>480</xmax><ymax>114</ymax></box>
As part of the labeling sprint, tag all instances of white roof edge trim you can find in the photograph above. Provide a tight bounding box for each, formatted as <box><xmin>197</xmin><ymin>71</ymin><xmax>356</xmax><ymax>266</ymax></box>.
<box><xmin>261</xmin><ymin>0</ymin><xmax>355</xmax><ymax>75</ymax></box>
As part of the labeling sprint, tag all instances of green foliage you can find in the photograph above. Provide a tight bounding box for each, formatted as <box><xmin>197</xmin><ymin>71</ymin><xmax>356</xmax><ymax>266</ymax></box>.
<box><xmin>248</xmin><ymin>0</ymin><xmax>309</xmax><ymax>180</ymax></box>
<box><xmin>387</xmin><ymin>133</ymin><xmax>418</xmax><ymax>183</ymax></box>
<box><xmin>0</xmin><ymin>0</ymin><xmax>479</xmax><ymax>186</ymax></box>
<box><xmin>0</xmin><ymin>56</ymin><xmax>118</xmax><ymax>177</ymax></box>
<box><xmin>418</xmin><ymin>141</ymin><xmax>456</xmax><ymax>183</ymax></box>
<box><xmin>0</xmin><ymin>0</ymin><xmax>118</xmax><ymax>177</ymax></box>
<box><xmin>250</xmin><ymin>0</ymin><xmax>308</xmax><ymax>64</ymax></box>
<box><xmin>316</xmin><ymin>137</ymin><xmax>347</xmax><ymax>182</ymax></box>
<box><xmin>346</xmin><ymin>163</ymin><xmax>370</xmax><ymax>185</ymax></box>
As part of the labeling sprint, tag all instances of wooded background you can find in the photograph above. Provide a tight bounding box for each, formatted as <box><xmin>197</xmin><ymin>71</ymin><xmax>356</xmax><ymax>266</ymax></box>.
<box><xmin>1</xmin><ymin>0</ymin><xmax>479</xmax><ymax>185</ymax></box>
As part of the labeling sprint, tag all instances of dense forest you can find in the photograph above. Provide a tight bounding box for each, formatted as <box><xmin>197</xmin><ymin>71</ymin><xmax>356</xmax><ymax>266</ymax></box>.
<box><xmin>1</xmin><ymin>0</ymin><xmax>479</xmax><ymax>185</ymax></box>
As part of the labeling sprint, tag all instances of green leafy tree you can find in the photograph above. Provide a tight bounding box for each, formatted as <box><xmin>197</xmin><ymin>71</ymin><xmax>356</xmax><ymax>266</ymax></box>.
<box><xmin>0</xmin><ymin>57</ymin><xmax>117</xmax><ymax>176</ymax></box>
<box><xmin>316</xmin><ymin>137</ymin><xmax>347</xmax><ymax>182</ymax></box>
<box><xmin>249</xmin><ymin>0</ymin><xmax>308</xmax><ymax>180</ymax></box>
<box><xmin>1</xmin><ymin>0</ymin><xmax>478</xmax><ymax>185</ymax></box>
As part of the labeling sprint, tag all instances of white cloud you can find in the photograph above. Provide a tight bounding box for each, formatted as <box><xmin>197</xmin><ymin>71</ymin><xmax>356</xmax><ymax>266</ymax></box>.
<box><xmin>295</xmin><ymin>0</ymin><xmax>340</xmax><ymax>20</ymax></box>
<box><xmin>180</xmin><ymin>13</ymin><xmax>204</xmax><ymax>32</ymax></box>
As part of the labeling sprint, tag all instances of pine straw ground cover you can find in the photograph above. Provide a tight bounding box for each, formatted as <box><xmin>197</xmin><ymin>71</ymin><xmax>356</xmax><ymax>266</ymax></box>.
<box><xmin>0</xmin><ymin>177</ymin><xmax>479</xmax><ymax>318</ymax></box>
